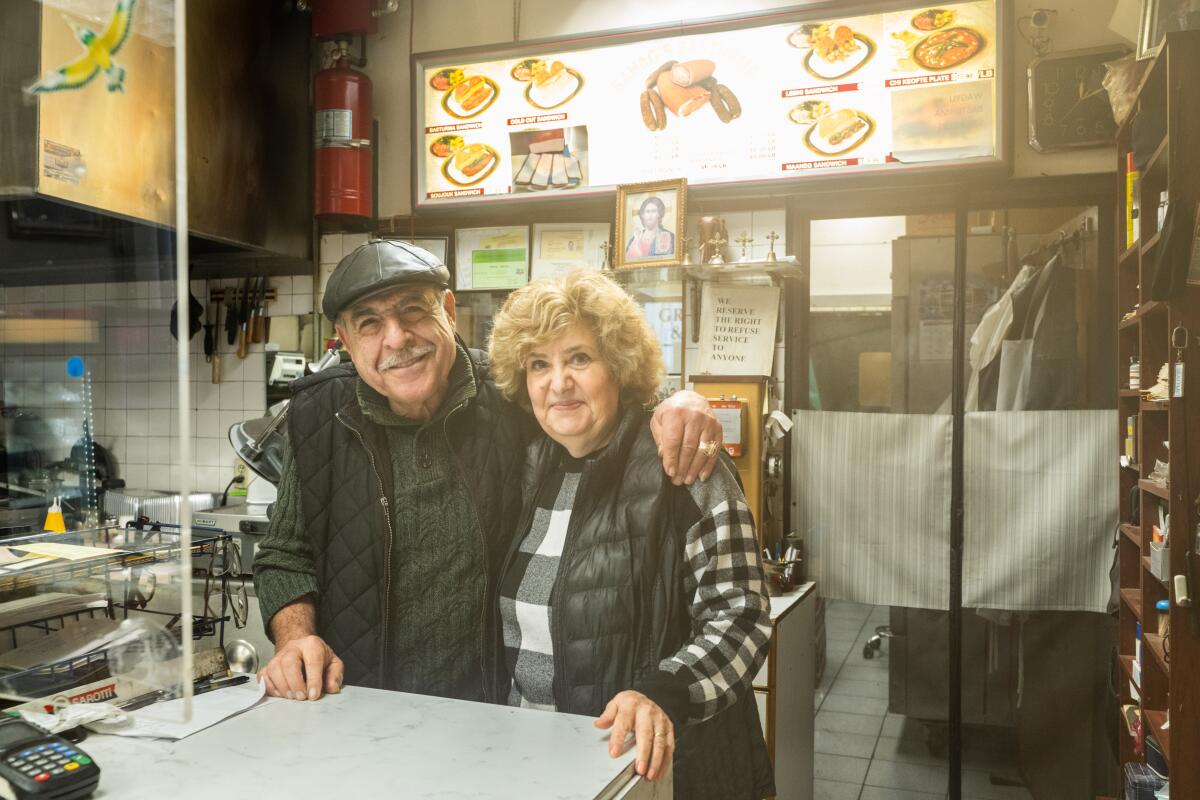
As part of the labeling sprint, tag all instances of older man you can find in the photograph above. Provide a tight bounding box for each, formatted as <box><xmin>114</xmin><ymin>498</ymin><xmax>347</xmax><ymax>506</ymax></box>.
<box><xmin>254</xmin><ymin>240</ymin><xmax>723</xmax><ymax>703</ymax></box>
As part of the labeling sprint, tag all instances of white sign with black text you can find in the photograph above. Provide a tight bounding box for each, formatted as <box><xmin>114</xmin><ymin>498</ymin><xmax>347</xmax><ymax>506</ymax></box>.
<box><xmin>695</xmin><ymin>283</ymin><xmax>780</xmax><ymax>376</ymax></box>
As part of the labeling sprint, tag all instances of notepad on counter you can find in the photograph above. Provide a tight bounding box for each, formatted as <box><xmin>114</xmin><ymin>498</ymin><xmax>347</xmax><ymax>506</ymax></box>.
<box><xmin>88</xmin><ymin>678</ymin><xmax>271</xmax><ymax>740</ymax></box>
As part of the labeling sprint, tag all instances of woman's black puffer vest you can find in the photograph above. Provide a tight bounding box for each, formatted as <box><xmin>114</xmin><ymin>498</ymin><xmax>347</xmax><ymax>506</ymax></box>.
<box><xmin>513</xmin><ymin>405</ymin><xmax>775</xmax><ymax>799</ymax></box>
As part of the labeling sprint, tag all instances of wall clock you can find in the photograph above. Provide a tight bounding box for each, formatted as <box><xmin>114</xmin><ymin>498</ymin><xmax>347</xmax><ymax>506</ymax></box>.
<box><xmin>1027</xmin><ymin>45</ymin><xmax>1130</xmax><ymax>152</ymax></box>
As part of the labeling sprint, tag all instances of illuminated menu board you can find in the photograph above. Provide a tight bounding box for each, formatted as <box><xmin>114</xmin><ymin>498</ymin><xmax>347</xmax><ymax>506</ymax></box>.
<box><xmin>413</xmin><ymin>1</ymin><xmax>1001</xmax><ymax>207</ymax></box>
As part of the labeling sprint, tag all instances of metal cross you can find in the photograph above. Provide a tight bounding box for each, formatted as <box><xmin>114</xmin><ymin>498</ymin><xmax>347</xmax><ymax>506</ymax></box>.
<box><xmin>707</xmin><ymin>234</ymin><xmax>727</xmax><ymax>265</ymax></box>
<box><xmin>736</xmin><ymin>233</ymin><xmax>753</xmax><ymax>261</ymax></box>
<box><xmin>765</xmin><ymin>231</ymin><xmax>780</xmax><ymax>263</ymax></box>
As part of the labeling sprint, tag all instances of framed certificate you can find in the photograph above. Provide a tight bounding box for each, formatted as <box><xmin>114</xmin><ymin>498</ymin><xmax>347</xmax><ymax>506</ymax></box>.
<box><xmin>453</xmin><ymin>226</ymin><xmax>530</xmax><ymax>291</ymax></box>
<box><xmin>530</xmin><ymin>222</ymin><xmax>611</xmax><ymax>280</ymax></box>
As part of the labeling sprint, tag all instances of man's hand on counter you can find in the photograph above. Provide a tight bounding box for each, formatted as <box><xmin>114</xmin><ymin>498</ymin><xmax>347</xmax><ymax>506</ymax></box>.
<box><xmin>259</xmin><ymin>597</ymin><xmax>344</xmax><ymax>701</ymax></box>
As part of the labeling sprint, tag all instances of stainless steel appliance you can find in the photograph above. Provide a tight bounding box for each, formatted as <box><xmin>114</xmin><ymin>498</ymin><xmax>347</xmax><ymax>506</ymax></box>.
<box><xmin>191</xmin><ymin>504</ymin><xmax>269</xmax><ymax>577</ymax></box>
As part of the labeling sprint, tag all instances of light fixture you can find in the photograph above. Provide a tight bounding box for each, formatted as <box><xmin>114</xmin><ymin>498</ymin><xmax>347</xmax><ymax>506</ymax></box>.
<box><xmin>1018</xmin><ymin>8</ymin><xmax>1057</xmax><ymax>56</ymax></box>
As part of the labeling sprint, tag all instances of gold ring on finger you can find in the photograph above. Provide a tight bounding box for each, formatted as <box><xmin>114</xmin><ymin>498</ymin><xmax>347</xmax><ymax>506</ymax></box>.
<box><xmin>698</xmin><ymin>440</ymin><xmax>719</xmax><ymax>458</ymax></box>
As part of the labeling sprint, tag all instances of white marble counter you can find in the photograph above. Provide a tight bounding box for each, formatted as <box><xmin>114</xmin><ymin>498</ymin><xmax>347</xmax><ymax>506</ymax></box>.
<box><xmin>769</xmin><ymin>581</ymin><xmax>816</xmax><ymax>622</ymax></box>
<box><xmin>85</xmin><ymin>686</ymin><xmax>663</xmax><ymax>800</ymax></box>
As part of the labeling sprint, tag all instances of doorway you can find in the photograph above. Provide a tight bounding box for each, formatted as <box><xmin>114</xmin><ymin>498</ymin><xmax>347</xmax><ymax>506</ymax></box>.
<box><xmin>793</xmin><ymin>195</ymin><xmax>1118</xmax><ymax>800</ymax></box>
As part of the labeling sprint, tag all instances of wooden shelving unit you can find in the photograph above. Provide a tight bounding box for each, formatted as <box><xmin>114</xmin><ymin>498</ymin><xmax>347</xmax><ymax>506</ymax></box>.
<box><xmin>1114</xmin><ymin>30</ymin><xmax>1200</xmax><ymax>795</ymax></box>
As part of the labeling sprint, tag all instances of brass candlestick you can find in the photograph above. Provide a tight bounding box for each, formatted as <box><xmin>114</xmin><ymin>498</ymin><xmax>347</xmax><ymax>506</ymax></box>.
<box><xmin>765</xmin><ymin>231</ymin><xmax>780</xmax><ymax>263</ymax></box>
<box><xmin>681</xmin><ymin>235</ymin><xmax>694</xmax><ymax>266</ymax></box>
<box><xmin>736</xmin><ymin>233</ymin><xmax>753</xmax><ymax>262</ymax></box>
<box><xmin>707</xmin><ymin>234</ymin><xmax>727</xmax><ymax>265</ymax></box>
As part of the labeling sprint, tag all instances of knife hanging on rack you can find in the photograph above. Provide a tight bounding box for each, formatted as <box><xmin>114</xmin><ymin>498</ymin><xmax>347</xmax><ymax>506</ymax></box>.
<box><xmin>202</xmin><ymin>281</ymin><xmax>215</xmax><ymax>363</ymax></box>
<box><xmin>224</xmin><ymin>283</ymin><xmax>240</xmax><ymax>347</ymax></box>
<box><xmin>252</xmin><ymin>277</ymin><xmax>268</xmax><ymax>344</ymax></box>
<box><xmin>211</xmin><ymin>298</ymin><xmax>222</xmax><ymax>385</ymax></box>
<box><xmin>245</xmin><ymin>278</ymin><xmax>257</xmax><ymax>348</ymax></box>
<box><xmin>237</xmin><ymin>277</ymin><xmax>251</xmax><ymax>359</ymax></box>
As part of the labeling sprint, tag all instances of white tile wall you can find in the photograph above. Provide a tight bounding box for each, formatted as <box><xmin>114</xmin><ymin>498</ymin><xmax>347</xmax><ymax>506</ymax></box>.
<box><xmin>342</xmin><ymin>233</ymin><xmax>370</xmax><ymax>254</ymax></box>
<box><xmin>266</xmin><ymin>273</ymin><xmax>314</xmax><ymax>319</ymax></box>
<box><xmin>0</xmin><ymin>280</ymin><xmax>272</xmax><ymax>495</ymax></box>
<box><xmin>318</xmin><ymin>237</ymin><xmax>341</xmax><ymax>313</ymax></box>
<box><xmin>316</xmin><ymin>232</ymin><xmax>373</xmax><ymax>313</ymax></box>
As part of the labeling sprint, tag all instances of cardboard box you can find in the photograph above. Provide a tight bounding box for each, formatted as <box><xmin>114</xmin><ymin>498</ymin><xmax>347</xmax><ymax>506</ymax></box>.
<box><xmin>1150</xmin><ymin>541</ymin><xmax>1168</xmax><ymax>583</ymax></box>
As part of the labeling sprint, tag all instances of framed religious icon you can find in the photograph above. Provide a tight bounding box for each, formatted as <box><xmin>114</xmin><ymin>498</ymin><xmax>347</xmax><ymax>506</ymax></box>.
<box><xmin>614</xmin><ymin>179</ymin><xmax>687</xmax><ymax>269</ymax></box>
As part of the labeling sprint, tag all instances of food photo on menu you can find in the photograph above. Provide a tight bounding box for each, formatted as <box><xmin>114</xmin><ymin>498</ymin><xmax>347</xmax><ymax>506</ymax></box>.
<box><xmin>430</xmin><ymin>66</ymin><xmax>499</xmax><ymax>119</ymax></box>
<box><xmin>788</xmin><ymin>21</ymin><xmax>878</xmax><ymax>81</ymax></box>
<box><xmin>638</xmin><ymin>58</ymin><xmax>741</xmax><ymax>132</ymax></box>
<box><xmin>428</xmin><ymin>66</ymin><xmax>463</xmax><ymax>91</ymax></box>
<box><xmin>782</xmin><ymin>89</ymin><xmax>878</xmax><ymax>160</ymax></box>
<box><xmin>911</xmin><ymin>26</ymin><xmax>986</xmax><ymax>70</ymax></box>
<box><xmin>429</xmin><ymin>135</ymin><xmax>500</xmax><ymax>187</ymax></box>
<box><xmin>787</xmin><ymin>99</ymin><xmax>831</xmax><ymax>127</ymax></box>
<box><xmin>509</xmin><ymin>126</ymin><xmax>588</xmax><ymax>193</ymax></box>
<box><xmin>803</xmin><ymin>106</ymin><xmax>876</xmax><ymax>157</ymax></box>
<box><xmin>510</xmin><ymin>57</ymin><xmax>585</xmax><ymax>110</ymax></box>
<box><xmin>429</xmin><ymin>133</ymin><xmax>463</xmax><ymax>159</ymax></box>
<box><xmin>911</xmin><ymin>6</ymin><xmax>958</xmax><ymax>31</ymax></box>
<box><xmin>888</xmin><ymin>2</ymin><xmax>993</xmax><ymax>75</ymax></box>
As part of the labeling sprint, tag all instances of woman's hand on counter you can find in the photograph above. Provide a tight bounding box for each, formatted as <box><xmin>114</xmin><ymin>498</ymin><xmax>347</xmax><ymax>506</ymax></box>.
<box><xmin>594</xmin><ymin>690</ymin><xmax>675</xmax><ymax>782</ymax></box>
<box><xmin>258</xmin><ymin>634</ymin><xmax>344</xmax><ymax>701</ymax></box>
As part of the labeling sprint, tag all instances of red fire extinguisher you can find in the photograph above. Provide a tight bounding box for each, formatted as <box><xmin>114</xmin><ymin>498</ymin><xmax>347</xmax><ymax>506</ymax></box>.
<box><xmin>314</xmin><ymin>59</ymin><xmax>372</xmax><ymax>219</ymax></box>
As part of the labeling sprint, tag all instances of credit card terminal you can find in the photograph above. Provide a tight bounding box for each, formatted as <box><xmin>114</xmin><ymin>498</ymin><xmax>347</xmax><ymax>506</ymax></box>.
<box><xmin>0</xmin><ymin>718</ymin><xmax>99</xmax><ymax>799</ymax></box>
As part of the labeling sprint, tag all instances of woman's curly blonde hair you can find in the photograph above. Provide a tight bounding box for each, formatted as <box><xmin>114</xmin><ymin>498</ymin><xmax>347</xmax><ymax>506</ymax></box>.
<box><xmin>488</xmin><ymin>270</ymin><xmax>665</xmax><ymax>407</ymax></box>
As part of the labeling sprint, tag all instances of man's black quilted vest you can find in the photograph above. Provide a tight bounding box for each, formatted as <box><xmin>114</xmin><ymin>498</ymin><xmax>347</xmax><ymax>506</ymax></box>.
<box><xmin>287</xmin><ymin>346</ymin><xmax>525</xmax><ymax>697</ymax></box>
<box><xmin>516</xmin><ymin>406</ymin><xmax>775</xmax><ymax>799</ymax></box>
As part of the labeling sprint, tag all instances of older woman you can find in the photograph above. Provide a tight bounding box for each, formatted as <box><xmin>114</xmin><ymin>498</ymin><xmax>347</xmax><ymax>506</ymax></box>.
<box><xmin>488</xmin><ymin>270</ymin><xmax>774</xmax><ymax>798</ymax></box>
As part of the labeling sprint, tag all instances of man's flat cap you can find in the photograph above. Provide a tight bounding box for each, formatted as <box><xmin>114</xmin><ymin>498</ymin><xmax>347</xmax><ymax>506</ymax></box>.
<box><xmin>322</xmin><ymin>239</ymin><xmax>451</xmax><ymax>320</ymax></box>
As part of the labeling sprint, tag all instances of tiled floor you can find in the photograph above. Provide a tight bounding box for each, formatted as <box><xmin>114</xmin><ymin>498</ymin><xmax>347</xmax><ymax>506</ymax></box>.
<box><xmin>814</xmin><ymin>601</ymin><xmax>1035</xmax><ymax>800</ymax></box>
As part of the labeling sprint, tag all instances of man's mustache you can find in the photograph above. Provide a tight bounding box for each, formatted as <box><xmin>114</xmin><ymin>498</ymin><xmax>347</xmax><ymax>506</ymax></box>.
<box><xmin>378</xmin><ymin>344</ymin><xmax>435</xmax><ymax>370</ymax></box>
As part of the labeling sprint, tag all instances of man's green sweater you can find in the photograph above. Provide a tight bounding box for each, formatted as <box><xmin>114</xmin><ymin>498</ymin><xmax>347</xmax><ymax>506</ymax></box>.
<box><xmin>255</xmin><ymin>346</ymin><xmax>486</xmax><ymax>700</ymax></box>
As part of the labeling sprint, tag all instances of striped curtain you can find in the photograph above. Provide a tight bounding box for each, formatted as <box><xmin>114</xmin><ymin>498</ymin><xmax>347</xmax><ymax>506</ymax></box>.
<box><xmin>791</xmin><ymin>410</ymin><xmax>952</xmax><ymax>610</ymax></box>
<box><xmin>792</xmin><ymin>409</ymin><xmax>1117</xmax><ymax>613</ymax></box>
<box><xmin>963</xmin><ymin>410</ymin><xmax>1117</xmax><ymax>612</ymax></box>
